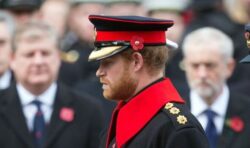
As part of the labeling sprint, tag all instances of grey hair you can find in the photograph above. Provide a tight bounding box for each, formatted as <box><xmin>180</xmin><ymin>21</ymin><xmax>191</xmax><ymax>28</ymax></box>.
<box><xmin>0</xmin><ymin>10</ymin><xmax>15</xmax><ymax>37</ymax></box>
<box><xmin>182</xmin><ymin>27</ymin><xmax>234</xmax><ymax>62</ymax></box>
<box><xmin>12</xmin><ymin>21</ymin><xmax>60</xmax><ymax>52</ymax></box>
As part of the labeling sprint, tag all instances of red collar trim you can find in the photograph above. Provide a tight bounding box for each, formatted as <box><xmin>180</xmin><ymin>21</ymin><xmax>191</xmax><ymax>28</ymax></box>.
<box><xmin>116</xmin><ymin>78</ymin><xmax>184</xmax><ymax>147</ymax></box>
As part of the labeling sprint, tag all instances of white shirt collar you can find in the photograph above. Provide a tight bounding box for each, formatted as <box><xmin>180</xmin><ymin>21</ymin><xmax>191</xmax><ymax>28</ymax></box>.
<box><xmin>17</xmin><ymin>82</ymin><xmax>57</xmax><ymax>107</ymax></box>
<box><xmin>190</xmin><ymin>84</ymin><xmax>230</xmax><ymax>118</ymax></box>
<box><xmin>0</xmin><ymin>70</ymin><xmax>11</xmax><ymax>89</ymax></box>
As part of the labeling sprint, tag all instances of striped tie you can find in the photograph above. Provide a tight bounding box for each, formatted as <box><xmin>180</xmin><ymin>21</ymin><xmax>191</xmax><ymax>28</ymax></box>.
<box><xmin>32</xmin><ymin>100</ymin><xmax>45</xmax><ymax>148</ymax></box>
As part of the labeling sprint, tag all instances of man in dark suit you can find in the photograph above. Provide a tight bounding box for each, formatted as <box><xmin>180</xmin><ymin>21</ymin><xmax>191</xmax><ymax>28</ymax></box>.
<box><xmin>0</xmin><ymin>21</ymin><xmax>104</xmax><ymax>148</ymax></box>
<box><xmin>0</xmin><ymin>11</ymin><xmax>15</xmax><ymax>90</ymax></box>
<box><xmin>88</xmin><ymin>15</ymin><xmax>209</xmax><ymax>148</ymax></box>
<box><xmin>182</xmin><ymin>27</ymin><xmax>250</xmax><ymax>148</ymax></box>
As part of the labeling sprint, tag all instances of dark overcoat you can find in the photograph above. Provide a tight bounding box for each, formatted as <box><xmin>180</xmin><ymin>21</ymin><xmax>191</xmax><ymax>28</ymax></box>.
<box><xmin>0</xmin><ymin>83</ymin><xmax>104</xmax><ymax>148</ymax></box>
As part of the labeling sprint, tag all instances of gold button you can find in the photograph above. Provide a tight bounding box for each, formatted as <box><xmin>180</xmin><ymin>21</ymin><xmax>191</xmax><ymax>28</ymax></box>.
<box><xmin>165</xmin><ymin>103</ymin><xmax>173</xmax><ymax>109</ymax></box>
<box><xmin>177</xmin><ymin>115</ymin><xmax>187</xmax><ymax>125</ymax></box>
<box><xmin>170</xmin><ymin>107</ymin><xmax>180</xmax><ymax>114</ymax></box>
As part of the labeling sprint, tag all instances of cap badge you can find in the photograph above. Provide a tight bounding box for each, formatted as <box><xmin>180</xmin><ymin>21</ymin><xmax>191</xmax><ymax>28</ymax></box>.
<box><xmin>177</xmin><ymin>115</ymin><xmax>187</xmax><ymax>125</ymax></box>
<box><xmin>130</xmin><ymin>36</ymin><xmax>144</xmax><ymax>51</ymax></box>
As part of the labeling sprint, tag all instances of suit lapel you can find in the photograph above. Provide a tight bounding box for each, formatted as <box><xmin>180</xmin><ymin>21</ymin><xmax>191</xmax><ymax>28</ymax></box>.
<box><xmin>45</xmin><ymin>84</ymin><xmax>74</xmax><ymax>148</ymax></box>
<box><xmin>217</xmin><ymin>93</ymin><xmax>245</xmax><ymax>148</ymax></box>
<box><xmin>0</xmin><ymin>85</ymin><xmax>33</xmax><ymax>148</ymax></box>
<box><xmin>218</xmin><ymin>124</ymin><xmax>235</xmax><ymax>148</ymax></box>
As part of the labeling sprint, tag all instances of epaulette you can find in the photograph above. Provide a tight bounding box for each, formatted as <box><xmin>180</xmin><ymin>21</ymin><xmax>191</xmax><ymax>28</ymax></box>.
<box><xmin>163</xmin><ymin>102</ymin><xmax>190</xmax><ymax>129</ymax></box>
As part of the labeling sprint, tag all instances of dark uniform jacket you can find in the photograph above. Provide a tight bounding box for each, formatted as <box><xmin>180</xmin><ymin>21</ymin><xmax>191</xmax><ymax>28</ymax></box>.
<box><xmin>101</xmin><ymin>78</ymin><xmax>209</xmax><ymax>148</ymax></box>
<box><xmin>185</xmin><ymin>91</ymin><xmax>250</xmax><ymax>148</ymax></box>
<box><xmin>0</xmin><ymin>83</ymin><xmax>104</xmax><ymax>148</ymax></box>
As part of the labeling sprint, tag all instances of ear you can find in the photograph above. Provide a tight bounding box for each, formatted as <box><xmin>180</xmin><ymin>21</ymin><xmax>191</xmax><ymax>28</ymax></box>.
<box><xmin>55</xmin><ymin>49</ymin><xmax>61</xmax><ymax>67</ymax></box>
<box><xmin>131</xmin><ymin>52</ymin><xmax>144</xmax><ymax>72</ymax></box>
<box><xmin>180</xmin><ymin>59</ymin><xmax>186</xmax><ymax>71</ymax></box>
<box><xmin>9</xmin><ymin>53</ymin><xmax>16</xmax><ymax>71</ymax></box>
<box><xmin>226</xmin><ymin>58</ymin><xmax>235</xmax><ymax>78</ymax></box>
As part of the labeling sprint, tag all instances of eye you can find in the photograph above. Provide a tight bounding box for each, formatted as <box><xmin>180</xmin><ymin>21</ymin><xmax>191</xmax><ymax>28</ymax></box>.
<box><xmin>205</xmin><ymin>63</ymin><xmax>216</xmax><ymax>69</ymax></box>
<box><xmin>24</xmin><ymin>52</ymin><xmax>34</xmax><ymax>58</ymax></box>
<box><xmin>41</xmin><ymin>50</ymin><xmax>50</xmax><ymax>56</ymax></box>
<box><xmin>0</xmin><ymin>39</ymin><xmax>6</xmax><ymax>47</ymax></box>
<box><xmin>101</xmin><ymin>59</ymin><xmax>114</xmax><ymax>68</ymax></box>
<box><xmin>191</xmin><ymin>63</ymin><xmax>199</xmax><ymax>69</ymax></box>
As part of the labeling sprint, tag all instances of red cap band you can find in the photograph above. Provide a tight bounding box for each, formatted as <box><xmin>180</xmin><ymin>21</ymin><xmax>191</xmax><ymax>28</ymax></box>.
<box><xmin>95</xmin><ymin>31</ymin><xmax>166</xmax><ymax>44</ymax></box>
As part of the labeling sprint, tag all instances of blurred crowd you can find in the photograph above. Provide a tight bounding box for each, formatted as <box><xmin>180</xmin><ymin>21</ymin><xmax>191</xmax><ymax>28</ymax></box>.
<box><xmin>1</xmin><ymin>0</ymin><xmax>249</xmax><ymax>101</ymax></box>
<box><xmin>0</xmin><ymin>0</ymin><xmax>250</xmax><ymax>147</ymax></box>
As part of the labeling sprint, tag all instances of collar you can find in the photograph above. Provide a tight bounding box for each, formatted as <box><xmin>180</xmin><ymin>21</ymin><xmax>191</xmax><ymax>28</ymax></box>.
<box><xmin>190</xmin><ymin>84</ymin><xmax>230</xmax><ymax>118</ymax></box>
<box><xmin>116</xmin><ymin>78</ymin><xmax>184</xmax><ymax>147</ymax></box>
<box><xmin>17</xmin><ymin>82</ymin><xmax>57</xmax><ymax>107</ymax></box>
<box><xmin>0</xmin><ymin>70</ymin><xmax>11</xmax><ymax>89</ymax></box>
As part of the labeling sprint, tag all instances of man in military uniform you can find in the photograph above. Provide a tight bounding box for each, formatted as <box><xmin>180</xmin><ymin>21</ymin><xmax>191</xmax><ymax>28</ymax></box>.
<box><xmin>59</xmin><ymin>0</ymin><xmax>107</xmax><ymax>87</ymax></box>
<box><xmin>1</xmin><ymin>0</ymin><xmax>42</xmax><ymax>25</ymax></box>
<box><xmin>88</xmin><ymin>15</ymin><xmax>209</xmax><ymax>148</ymax></box>
<box><xmin>240</xmin><ymin>24</ymin><xmax>250</xmax><ymax>63</ymax></box>
<box><xmin>104</xmin><ymin>0</ymin><xmax>146</xmax><ymax>16</ymax></box>
<box><xmin>59</xmin><ymin>0</ymin><xmax>115</xmax><ymax>126</ymax></box>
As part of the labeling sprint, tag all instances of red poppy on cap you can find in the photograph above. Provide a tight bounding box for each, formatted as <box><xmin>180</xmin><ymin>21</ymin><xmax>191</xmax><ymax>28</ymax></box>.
<box><xmin>88</xmin><ymin>15</ymin><xmax>174</xmax><ymax>61</ymax></box>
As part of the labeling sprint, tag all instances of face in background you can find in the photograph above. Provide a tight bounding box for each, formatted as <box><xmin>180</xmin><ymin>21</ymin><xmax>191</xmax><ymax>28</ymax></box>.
<box><xmin>39</xmin><ymin>0</ymin><xmax>70</xmax><ymax>38</ymax></box>
<box><xmin>96</xmin><ymin>54</ymin><xmax>138</xmax><ymax>101</ymax></box>
<box><xmin>241</xmin><ymin>0</ymin><xmax>250</xmax><ymax>19</ymax></box>
<box><xmin>105</xmin><ymin>3</ymin><xmax>146</xmax><ymax>16</ymax></box>
<box><xmin>8</xmin><ymin>9</ymin><xmax>39</xmax><ymax>26</ymax></box>
<box><xmin>183</xmin><ymin>44</ymin><xmax>234</xmax><ymax>103</ymax></box>
<box><xmin>149</xmin><ymin>11</ymin><xmax>185</xmax><ymax>43</ymax></box>
<box><xmin>10</xmin><ymin>28</ymin><xmax>61</xmax><ymax>94</ymax></box>
<box><xmin>68</xmin><ymin>3</ymin><xmax>105</xmax><ymax>43</ymax></box>
<box><xmin>0</xmin><ymin>22</ymin><xmax>12</xmax><ymax>76</ymax></box>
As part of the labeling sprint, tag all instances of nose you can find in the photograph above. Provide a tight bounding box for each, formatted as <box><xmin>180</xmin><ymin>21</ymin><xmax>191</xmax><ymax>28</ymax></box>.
<box><xmin>197</xmin><ymin>65</ymin><xmax>208</xmax><ymax>78</ymax></box>
<box><xmin>96</xmin><ymin>65</ymin><xmax>104</xmax><ymax>77</ymax></box>
<box><xmin>33</xmin><ymin>52</ymin><xmax>43</xmax><ymax>64</ymax></box>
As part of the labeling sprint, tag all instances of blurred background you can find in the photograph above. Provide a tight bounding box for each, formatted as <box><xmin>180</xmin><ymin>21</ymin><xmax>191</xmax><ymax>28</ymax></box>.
<box><xmin>0</xmin><ymin>0</ymin><xmax>250</xmax><ymax>124</ymax></box>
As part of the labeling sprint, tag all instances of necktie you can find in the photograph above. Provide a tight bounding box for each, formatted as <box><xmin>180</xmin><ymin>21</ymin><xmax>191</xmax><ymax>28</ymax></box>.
<box><xmin>32</xmin><ymin>100</ymin><xmax>45</xmax><ymax>148</ymax></box>
<box><xmin>204</xmin><ymin>109</ymin><xmax>218</xmax><ymax>148</ymax></box>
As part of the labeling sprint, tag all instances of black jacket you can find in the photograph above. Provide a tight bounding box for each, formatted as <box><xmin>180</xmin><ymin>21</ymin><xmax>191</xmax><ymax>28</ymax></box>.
<box><xmin>0</xmin><ymin>83</ymin><xmax>104</xmax><ymax>148</ymax></box>
<box><xmin>185</xmin><ymin>91</ymin><xmax>250</xmax><ymax>148</ymax></box>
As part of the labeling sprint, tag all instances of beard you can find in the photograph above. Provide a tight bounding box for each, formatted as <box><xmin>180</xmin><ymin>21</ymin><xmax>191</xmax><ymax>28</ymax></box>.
<box><xmin>101</xmin><ymin>68</ymin><xmax>138</xmax><ymax>101</ymax></box>
<box><xmin>189</xmin><ymin>78</ymin><xmax>224</xmax><ymax>101</ymax></box>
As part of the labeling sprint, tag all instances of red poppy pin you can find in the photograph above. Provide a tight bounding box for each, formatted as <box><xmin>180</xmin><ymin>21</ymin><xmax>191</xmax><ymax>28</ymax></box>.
<box><xmin>60</xmin><ymin>107</ymin><xmax>74</xmax><ymax>122</ymax></box>
<box><xmin>225</xmin><ymin>116</ymin><xmax>244</xmax><ymax>132</ymax></box>
<box><xmin>130</xmin><ymin>36</ymin><xmax>144</xmax><ymax>51</ymax></box>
